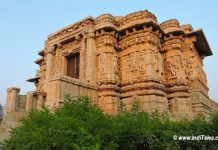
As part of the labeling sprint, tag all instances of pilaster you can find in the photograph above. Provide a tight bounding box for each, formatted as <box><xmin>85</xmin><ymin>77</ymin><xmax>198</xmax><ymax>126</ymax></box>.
<box><xmin>84</xmin><ymin>27</ymin><xmax>97</xmax><ymax>84</ymax></box>
<box><xmin>45</xmin><ymin>45</ymin><xmax>55</xmax><ymax>89</ymax></box>
<box><xmin>80</xmin><ymin>38</ymin><xmax>86</xmax><ymax>81</ymax></box>
<box><xmin>162</xmin><ymin>33</ymin><xmax>193</xmax><ymax>118</ymax></box>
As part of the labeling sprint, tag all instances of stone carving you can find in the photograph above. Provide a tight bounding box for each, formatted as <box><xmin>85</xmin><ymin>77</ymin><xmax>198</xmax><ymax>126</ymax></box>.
<box><xmin>129</xmin><ymin>52</ymin><xmax>138</xmax><ymax>71</ymax></box>
<box><xmin>138</xmin><ymin>51</ymin><xmax>146</xmax><ymax>71</ymax></box>
<box><xmin>54</xmin><ymin>49</ymin><xmax>62</xmax><ymax>75</ymax></box>
<box><xmin>98</xmin><ymin>52</ymin><xmax>107</xmax><ymax>77</ymax></box>
<box><xmin>126</xmin><ymin>51</ymin><xmax>146</xmax><ymax>72</ymax></box>
<box><xmin>184</xmin><ymin>56</ymin><xmax>201</xmax><ymax>79</ymax></box>
<box><xmin>201</xmin><ymin>70</ymin><xmax>207</xmax><ymax>84</ymax></box>
<box><xmin>165</xmin><ymin>56</ymin><xmax>180</xmax><ymax>80</ymax></box>
<box><xmin>154</xmin><ymin>51</ymin><xmax>164</xmax><ymax>77</ymax></box>
<box><xmin>112</xmin><ymin>54</ymin><xmax>118</xmax><ymax>72</ymax></box>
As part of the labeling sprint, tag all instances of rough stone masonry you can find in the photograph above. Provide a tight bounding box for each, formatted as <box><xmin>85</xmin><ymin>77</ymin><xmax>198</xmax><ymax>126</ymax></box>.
<box><xmin>1</xmin><ymin>10</ymin><xmax>218</xmax><ymax>140</ymax></box>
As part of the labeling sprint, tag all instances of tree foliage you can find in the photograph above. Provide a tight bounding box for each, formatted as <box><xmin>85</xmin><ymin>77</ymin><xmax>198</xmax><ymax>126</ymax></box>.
<box><xmin>1</xmin><ymin>96</ymin><xmax>218</xmax><ymax>150</ymax></box>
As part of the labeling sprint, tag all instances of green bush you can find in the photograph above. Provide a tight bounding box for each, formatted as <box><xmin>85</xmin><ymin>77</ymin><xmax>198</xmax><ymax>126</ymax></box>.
<box><xmin>1</xmin><ymin>96</ymin><xmax>218</xmax><ymax>150</ymax></box>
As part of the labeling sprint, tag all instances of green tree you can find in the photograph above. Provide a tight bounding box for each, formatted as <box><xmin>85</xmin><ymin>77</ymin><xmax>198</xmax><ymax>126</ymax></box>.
<box><xmin>1</xmin><ymin>96</ymin><xmax>218</xmax><ymax>150</ymax></box>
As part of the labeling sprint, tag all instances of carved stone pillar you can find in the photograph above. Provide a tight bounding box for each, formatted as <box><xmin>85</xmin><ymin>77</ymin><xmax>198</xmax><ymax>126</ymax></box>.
<box><xmin>96</xmin><ymin>30</ymin><xmax>120</xmax><ymax>114</ymax></box>
<box><xmin>80</xmin><ymin>38</ymin><xmax>86</xmax><ymax>81</ymax></box>
<box><xmin>61</xmin><ymin>56</ymin><xmax>66</xmax><ymax>76</ymax></box>
<box><xmin>84</xmin><ymin>29</ymin><xmax>97</xmax><ymax>84</ymax></box>
<box><xmin>45</xmin><ymin>45</ymin><xmax>55</xmax><ymax>87</ymax></box>
<box><xmin>162</xmin><ymin>34</ymin><xmax>193</xmax><ymax>118</ymax></box>
<box><xmin>5</xmin><ymin>87</ymin><xmax>20</xmax><ymax>113</ymax></box>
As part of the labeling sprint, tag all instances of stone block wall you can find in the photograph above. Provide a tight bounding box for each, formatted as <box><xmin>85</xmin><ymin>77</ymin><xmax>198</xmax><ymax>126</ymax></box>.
<box><xmin>0</xmin><ymin>87</ymin><xmax>46</xmax><ymax>141</ymax></box>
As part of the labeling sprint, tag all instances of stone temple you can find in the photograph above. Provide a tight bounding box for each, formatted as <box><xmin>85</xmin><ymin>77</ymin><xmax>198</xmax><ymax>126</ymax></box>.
<box><xmin>1</xmin><ymin>10</ymin><xmax>218</xmax><ymax>139</ymax></box>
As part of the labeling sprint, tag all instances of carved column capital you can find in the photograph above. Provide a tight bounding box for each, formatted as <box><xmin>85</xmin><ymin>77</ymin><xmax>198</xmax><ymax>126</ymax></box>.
<box><xmin>56</xmin><ymin>42</ymin><xmax>63</xmax><ymax>49</ymax></box>
<box><xmin>83</xmin><ymin>26</ymin><xmax>95</xmax><ymax>38</ymax></box>
<box><xmin>46</xmin><ymin>45</ymin><xmax>55</xmax><ymax>55</ymax></box>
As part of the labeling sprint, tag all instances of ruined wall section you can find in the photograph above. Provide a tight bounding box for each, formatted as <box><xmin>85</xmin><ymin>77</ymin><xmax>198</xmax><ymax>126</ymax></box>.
<box><xmin>0</xmin><ymin>88</ymin><xmax>46</xmax><ymax>141</ymax></box>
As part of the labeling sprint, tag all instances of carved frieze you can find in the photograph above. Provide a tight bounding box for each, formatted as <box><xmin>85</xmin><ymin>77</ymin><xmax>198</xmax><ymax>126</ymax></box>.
<box><xmin>98</xmin><ymin>52</ymin><xmax>119</xmax><ymax>84</ymax></box>
<box><xmin>119</xmin><ymin>30</ymin><xmax>160</xmax><ymax>50</ymax></box>
<box><xmin>48</xmin><ymin>18</ymin><xmax>94</xmax><ymax>41</ymax></box>
<box><xmin>98</xmin><ymin>52</ymin><xmax>107</xmax><ymax>78</ymax></box>
<box><xmin>154</xmin><ymin>51</ymin><xmax>164</xmax><ymax>78</ymax></box>
<box><xmin>184</xmin><ymin>56</ymin><xmax>201</xmax><ymax>79</ymax></box>
<box><xmin>162</xmin><ymin>38</ymin><xmax>182</xmax><ymax>52</ymax></box>
<box><xmin>165</xmin><ymin>55</ymin><xmax>181</xmax><ymax>80</ymax></box>
<box><xmin>111</xmin><ymin>54</ymin><xmax>118</xmax><ymax>73</ymax></box>
<box><xmin>126</xmin><ymin>51</ymin><xmax>146</xmax><ymax>72</ymax></box>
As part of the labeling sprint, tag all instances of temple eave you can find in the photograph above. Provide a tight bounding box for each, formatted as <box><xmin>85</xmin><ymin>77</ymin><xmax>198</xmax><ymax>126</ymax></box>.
<box><xmin>34</xmin><ymin>57</ymin><xmax>43</xmax><ymax>65</ymax></box>
<box><xmin>38</xmin><ymin>49</ymin><xmax>44</xmax><ymax>56</ymax></box>
<box><xmin>26</xmin><ymin>77</ymin><xmax>40</xmax><ymax>83</ymax></box>
<box><xmin>188</xmin><ymin>29</ymin><xmax>213</xmax><ymax>57</ymax></box>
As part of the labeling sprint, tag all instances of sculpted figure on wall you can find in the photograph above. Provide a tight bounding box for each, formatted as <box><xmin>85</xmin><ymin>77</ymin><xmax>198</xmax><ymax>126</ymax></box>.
<box><xmin>165</xmin><ymin>56</ymin><xmax>180</xmax><ymax>80</ymax></box>
<box><xmin>185</xmin><ymin>56</ymin><xmax>201</xmax><ymax>79</ymax></box>
<box><xmin>138</xmin><ymin>51</ymin><xmax>146</xmax><ymax>71</ymax></box>
<box><xmin>182</xmin><ymin>57</ymin><xmax>189</xmax><ymax>79</ymax></box>
<box><xmin>126</xmin><ymin>51</ymin><xmax>146</xmax><ymax>72</ymax></box>
<box><xmin>129</xmin><ymin>52</ymin><xmax>138</xmax><ymax>71</ymax></box>
<box><xmin>154</xmin><ymin>51</ymin><xmax>164</xmax><ymax>77</ymax></box>
<box><xmin>112</xmin><ymin>54</ymin><xmax>118</xmax><ymax>73</ymax></box>
<box><xmin>98</xmin><ymin>52</ymin><xmax>107</xmax><ymax>78</ymax></box>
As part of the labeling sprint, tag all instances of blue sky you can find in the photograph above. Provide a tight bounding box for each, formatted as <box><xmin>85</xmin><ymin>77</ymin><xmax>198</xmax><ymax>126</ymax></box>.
<box><xmin>0</xmin><ymin>0</ymin><xmax>218</xmax><ymax>105</ymax></box>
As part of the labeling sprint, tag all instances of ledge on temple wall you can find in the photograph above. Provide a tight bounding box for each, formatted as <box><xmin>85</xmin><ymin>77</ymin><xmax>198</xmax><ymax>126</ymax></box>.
<box><xmin>34</xmin><ymin>57</ymin><xmax>44</xmax><ymax>65</ymax></box>
<box><xmin>37</xmin><ymin>49</ymin><xmax>45</xmax><ymax>56</ymax></box>
<box><xmin>187</xmin><ymin>29</ymin><xmax>212</xmax><ymax>57</ymax></box>
<box><xmin>50</xmin><ymin>75</ymin><xmax>99</xmax><ymax>90</ymax></box>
